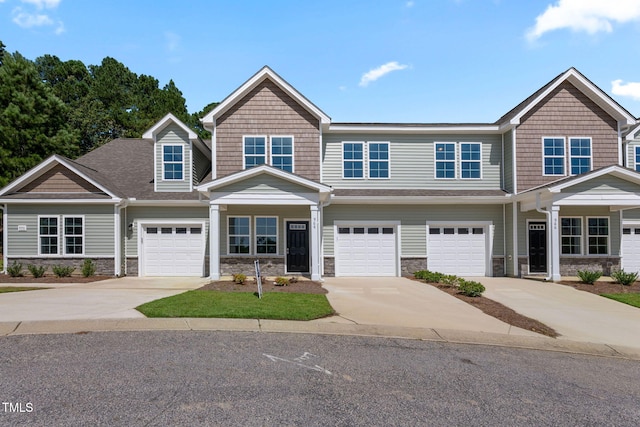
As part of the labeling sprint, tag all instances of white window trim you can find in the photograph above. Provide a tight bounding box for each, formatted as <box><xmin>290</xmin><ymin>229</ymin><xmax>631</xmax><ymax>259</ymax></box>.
<box><xmin>367</xmin><ymin>141</ymin><xmax>391</xmax><ymax>179</ymax></box>
<box><xmin>568</xmin><ymin>137</ymin><xmax>592</xmax><ymax>176</ymax></box>
<box><xmin>560</xmin><ymin>216</ymin><xmax>582</xmax><ymax>256</ymax></box>
<box><xmin>460</xmin><ymin>142</ymin><xmax>483</xmax><ymax>180</ymax></box>
<box><xmin>243</xmin><ymin>135</ymin><xmax>267</xmax><ymax>170</ymax></box>
<box><xmin>634</xmin><ymin>146</ymin><xmax>640</xmax><ymax>172</ymax></box>
<box><xmin>270</xmin><ymin>136</ymin><xmax>294</xmax><ymax>173</ymax></box>
<box><xmin>434</xmin><ymin>142</ymin><xmax>457</xmax><ymax>180</ymax></box>
<box><xmin>37</xmin><ymin>215</ymin><xmax>60</xmax><ymax>257</ymax></box>
<box><xmin>542</xmin><ymin>137</ymin><xmax>566</xmax><ymax>177</ymax></box>
<box><xmin>586</xmin><ymin>216</ymin><xmax>610</xmax><ymax>255</ymax></box>
<box><xmin>161</xmin><ymin>144</ymin><xmax>185</xmax><ymax>181</ymax></box>
<box><xmin>254</xmin><ymin>216</ymin><xmax>279</xmax><ymax>255</ymax></box>
<box><xmin>227</xmin><ymin>216</ymin><xmax>252</xmax><ymax>255</ymax></box>
<box><xmin>342</xmin><ymin>141</ymin><xmax>365</xmax><ymax>179</ymax></box>
<box><xmin>62</xmin><ymin>215</ymin><xmax>85</xmax><ymax>256</ymax></box>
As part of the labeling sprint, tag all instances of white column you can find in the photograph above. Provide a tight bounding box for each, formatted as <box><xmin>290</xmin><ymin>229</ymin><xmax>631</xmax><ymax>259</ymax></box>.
<box><xmin>310</xmin><ymin>204</ymin><xmax>321</xmax><ymax>281</ymax></box>
<box><xmin>114</xmin><ymin>205</ymin><xmax>122</xmax><ymax>276</ymax></box>
<box><xmin>209</xmin><ymin>204</ymin><xmax>220</xmax><ymax>280</ymax></box>
<box><xmin>550</xmin><ymin>205</ymin><xmax>561</xmax><ymax>281</ymax></box>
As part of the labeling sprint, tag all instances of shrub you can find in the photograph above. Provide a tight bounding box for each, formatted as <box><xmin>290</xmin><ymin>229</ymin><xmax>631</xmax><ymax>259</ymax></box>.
<box><xmin>275</xmin><ymin>276</ymin><xmax>289</xmax><ymax>286</ymax></box>
<box><xmin>7</xmin><ymin>261</ymin><xmax>24</xmax><ymax>278</ymax></box>
<box><xmin>52</xmin><ymin>265</ymin><xmax>75</xmax><ymax>278</ymax></box>
<box><xmin>577</xmin><ymin>269</ymin><xmax>602</xmax><ymax>285</ymax></box>
<box><xmin>611</xmin><ymin>269</ymin><xmax>638</xmax><ymax>286</ymax></box>
<box><xmin>289</xmin><ymin>276</ymin><xmax>298</xmax><ymax>284</ymax></box>
<box><xmin>414</xmin><ymin>270</ymin><xmax>445</xmax><ymax>283</ymax></box>
<box><xmin>458</xmin><ymin>280</ymin><xmax>485</xmax><ymax>297</ymax></box>
<box><xmin>232</xmin><ymin>273</ymin><xmax>246</xmax><ymax>284</ymax></box>
<box><xmin>81</xmin><ymin>259</ymin><xmax>97</xmax><ymax>277</ymax></box>
<box><xmin>440</xmin><ymin>275</ymin><xmax>462</xmax><ymax>288</ymax></box>
<box><xmin>27</xmin><ymin>264</ymin><xmax>46</xmax><ymax>278</ymax></box>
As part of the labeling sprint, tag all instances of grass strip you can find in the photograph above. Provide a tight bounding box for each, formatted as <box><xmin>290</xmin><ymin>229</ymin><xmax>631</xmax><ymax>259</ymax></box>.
<box><xmin>601</xmin><ymin>293</ymin><xmax>640</xmax><ymax>309</ymax></box>
<box><xmin>0</xmin><ymin>286</ymin><xmax>48</xmax><ymax>294</ymax></box>
<box><xmin>137</xmin><ymin>290</ymin><xmax>334</xmax><ymax>320</ymax></box>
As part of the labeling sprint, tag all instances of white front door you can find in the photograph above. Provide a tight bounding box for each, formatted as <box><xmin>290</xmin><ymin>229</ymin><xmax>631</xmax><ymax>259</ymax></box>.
<box><xmin>142</xmin><ymin>225</ymin><xmax>205</xmax><ymax>276</ymax></box>
<box><xmin>427</xmin><ymin>225</ymin><xmax>488</xmax><ymax>276</ymax></box>
<box><xmin>335</xmin><ymin>225</ymin><xmax>397</xmax><ymax>276</ymax></box>
<box><xmin>622</xmin><ymin>226</ymin><xmax>640</xmax><ymax>274</ymax></box>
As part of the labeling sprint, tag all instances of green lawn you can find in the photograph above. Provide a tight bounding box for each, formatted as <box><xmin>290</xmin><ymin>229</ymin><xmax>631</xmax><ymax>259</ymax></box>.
<box><xmin>136</xmin><ymin>290</ymin><xmax>334</xmax><ymax>320</ymax></box>
<box><xmin>0</xmin><ymin>286</ymin><xmax>47</xmax><ymax>294</ymax></box>
<box><xmin>601</xmin><ymin>293</ymin><xmax>640</xmax><ymax>309</ymax></box>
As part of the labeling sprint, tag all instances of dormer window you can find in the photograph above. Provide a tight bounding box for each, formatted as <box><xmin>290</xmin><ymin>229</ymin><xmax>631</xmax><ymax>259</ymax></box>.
<box><xmin>163</xmin><ymin>145</ymin><xmax>184</xmax><ymax>180</ymax></box>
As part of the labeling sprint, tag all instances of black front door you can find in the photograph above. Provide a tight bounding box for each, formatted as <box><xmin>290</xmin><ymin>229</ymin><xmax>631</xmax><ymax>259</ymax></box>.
<box><xmin>286</xmin><ymin>221</ymin><xmax>309</xmax><ymax>272</ymax></box>
<box><xmin>529</xmin><ymin>222</ymin><xmax>547</xmax><ymax>273</ymax></box>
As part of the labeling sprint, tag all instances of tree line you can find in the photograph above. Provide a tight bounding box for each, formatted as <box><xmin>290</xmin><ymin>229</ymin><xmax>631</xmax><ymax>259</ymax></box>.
<box><xmin>0</xmin><ymin>41</ymin><xmax>217</xmax><ymax>187</ymax></box>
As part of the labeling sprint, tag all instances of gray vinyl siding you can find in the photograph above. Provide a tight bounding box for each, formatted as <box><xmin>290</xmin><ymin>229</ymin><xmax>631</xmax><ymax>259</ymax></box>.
<box><xmin>126</xmin><ymin>206</ymin><xmax>209</xmax><ymax>257</ymax></box>
<box><xmin>322</xmin><ymin>204</ymin><xmax>505</xmax><ymax>257</ymax></box>
<box><xmin>322</xmin><ymin>133</ymin><xmax>503</xmax><ymax>189</ymax></box>
<box><xmin>192</xmin><ymin>145</ymin><xmax>210</xmax><ymax>185</ymax></box>
<box><xmin>568</xmin><ymin>175</ymin><xmax>640</xmax><ymax>194</ymax></box>
<box><xmin>6</xmin><ymin>204</ymin><xmax>115</xmax><ymax>257</ymax></box>
<box><xmin>503</xmin><ymin>131</ymin><xmax>514</xmax><ymax>193</ymax></box>
<box><xmin>215</xmin><ymin>175</ymin><xmax>312</xmax><ymax>195</ymax></box>
<box><xmin>155</xmin><ymin>123</ymin><xmax>192</xmax><ymax>192</ymax></box>
<box><xmin>623</xmin><ymin>208</ymin><xmax>640</xmax><ymax>220</ymax></box>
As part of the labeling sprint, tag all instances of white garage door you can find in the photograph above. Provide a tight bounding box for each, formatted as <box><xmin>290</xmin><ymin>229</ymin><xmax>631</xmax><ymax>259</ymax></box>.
<box><xmin>427</xmin><ymin>225</ymin><xmax>487</xmax><ymax>276</ymax></box>
<box><xmin>142</xmin><ymin>225</ymin><xmax>205</xmax><ymax>276</ymax></box>
<box><xmin>622</xmin><ymin>226</ymin><xmax>640</xmax><ymax>274</ymax></box>
<box><xmin>336</xmin><ymin>225</ymin><xmax>397</xmax><ymax>276</ymax></box>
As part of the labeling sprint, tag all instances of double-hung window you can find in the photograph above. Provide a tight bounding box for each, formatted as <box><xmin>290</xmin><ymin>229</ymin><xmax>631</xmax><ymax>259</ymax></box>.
<box><xmin>271</xmin><ymin>137</ymin><xmax>293</xmax><ymax>172</ymax></box>
<box><xmin>435</xmin><ymin>143</ymin><xmax>456</xmax><ymax>179</ymax></box>
<box><xmin>635</xmin><ymin>146</ymin><xmax>640</xmax><ymax>172</ymax></box>
<box><xmin>39</xmin><ymin>217</ymin><xmax>58</xmax><ymax>255</ymax></box>
<box><xmin>560</xmin><ymin>217</ymin><xmax>582</xmax><ymax>255</ymax></box>
<box><xmin>569</xmin><ymin>138</ymin><xmax>591</xmax><ymax>175</ymax></box>
<box><xmin>255</xmin><ymin>217</ymin><xmax>278</xmax><ymax>254</ymax></box>
<box><xmin>38</xmin><ymin>216</ymin><xmax>84</xmax><ymax>255</ymax></box>
<box><xmin>460</xmin><ymin>143</ymin><xmax>481</xmax><ymax>179</ymax></box>
<box><xmin>228</xmin><ymin>217</ymin><xmax>250</xmax><ymax>254</ymax></box>
<box><xmin>343</xmin><ymin>142</ymin><xmax>364</xmax><ymax>178</ymax></box>
<box><xmin>543</xmin><ymin>137</ymin><xmax>565</xmax><ymax>175</ymax></box>
<box><xmin>163</xmin><ymin>145</ymin><xmax>183</xmax><ymax>180</ymax></box>
<box><xmin>64</xmin><ymin>217</ymin><xmax>84</xmax><ymax>255</ymax></box>
<box><xmin>368</xmin><ymin>142</ymin><xmax>389</xmax><ymax>179</ymax></box>
<box><xmin>587</xmin><ymin>217</ymin><xmax>609</xmax><ymax>255</ymax></box>
<box><xmin>228</xmin><ymin>216</ymin><xmax>278</xmax><ymax>255</ymax></box>
<box><xmin>244</xmin><ymin>136</ymin><xmax>266</xmax><ymax>169</ymax></box>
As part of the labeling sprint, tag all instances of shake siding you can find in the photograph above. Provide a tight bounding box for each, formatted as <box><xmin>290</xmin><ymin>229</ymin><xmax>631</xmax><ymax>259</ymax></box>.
<box><xmin>216</xmin><ymin>79</ymin><xmax>320</xmax><ymax>180</ymax></box>
<box><xmin>216</xmin><ymin>175</ymin><xmax>311</xmax><ymax>194</ymax></box>
<box><xmin>7</xmin><ymin>204</ymin><xmax>114</xmax><ymax>256</ymax></box>
<box><xmin>516</xmin><ymin>81</ymin><xmax>619</xmax><ymax>192</ymax></box>
<box><xmin>155</xmin><ymin>124</ymin><xmax>192</xmax><ymax>192</ymax></box>
<box><xmin>322</xmin><ymin>133</ymin><xmax>502</xmax><ymax>189</ymax></box>
<box><xmin>192</xmin><ymin>145</ymin><xmax>209</xmax><ymax>185</ymax></box>
<box><xmin>19</xmin><ymin>164</ymin><xmax>102</xmax><ymax>193</ymax></box>
<box><xmin>322</xmin><ymin>204</ymin><xmax>504</xmax><ymax>257</ymax></box>
<box><xmin>503</xmin><ymin>131</ymin><xmax>514</xmax><ymax>193</ymax></box>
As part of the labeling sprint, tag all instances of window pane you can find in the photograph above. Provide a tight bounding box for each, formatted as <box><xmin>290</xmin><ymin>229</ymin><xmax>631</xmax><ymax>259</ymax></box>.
<box><xmin>435</xmin><ymin>143</ymin><xmax>455</xmax><ymax>179</ymax></box>
<box><xmin>382</xmin><ymin>228</ymin><xmax>394</xmax><ymax>234</ymax></box>
<box><xmin>369</xmin><ymin>143</ymin><xmax>389</xmax><ymax>178</ymax></box>
<box><xmin>244</xmin><ymin>137</ymin><xmax>266</xmax><ymax>169</ymax></box>
<box><xmin>587</xmin><ymin>217</ymin><xmax>608</xmax><ymax>255</ymax></box>
<box><xmin>343</xmin><ymin>143</ymin><xmax>364</xmax><ymax>178</ymax></box>
<box><xmin>272</xmin><ymin>137</ymin><xmax>293</xmax><ymax>172</ymax></box>
<box><xmin>543</xmin><ymin>138</ymin><xmax>565</xmax><ymax>175</ymax></box>
<box><xmin>429</xmin><ymin>228</ymin><xmax>440</xmax><ymax>234</ymax></box>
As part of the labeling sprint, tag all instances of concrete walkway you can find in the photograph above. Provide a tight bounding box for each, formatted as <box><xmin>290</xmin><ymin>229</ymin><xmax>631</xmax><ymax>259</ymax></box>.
<box><xmin>474</xmin><ymin>277</ymin><xmax>640</xmax><ymax>349</ymax></box>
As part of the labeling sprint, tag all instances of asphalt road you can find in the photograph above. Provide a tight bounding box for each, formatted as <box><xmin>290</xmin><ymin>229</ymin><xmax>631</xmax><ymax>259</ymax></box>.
<box><xmin>1</xmin><ymin>331</ymin><xmax>639</xmax><ymax>426</ymax></box>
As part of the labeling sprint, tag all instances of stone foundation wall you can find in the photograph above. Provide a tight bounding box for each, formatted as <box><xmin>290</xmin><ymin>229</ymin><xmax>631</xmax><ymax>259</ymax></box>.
<box><xmin>401</xmin><ymin>257</ymin><xmax>427</xmax><ymax>276</ymax></box>
<box><xmin>126</xmin><ymin>258</ymin><xmax>139</xmax><ymax>276</ymax></box>
<box><xmin>220</xmin><ymin>256</ymin><xmax>286</xmax><ymax>277</ymax></box>
<box><xmin>7</xmin><ymin>257</ymin><xmax>114</xmax><ymax>276</ymax></box>
<box><xmin>517</xmin><ymin>256</ymin><xmax>621</xmax><ymax>277</ymax></box>
<box><xmin>492</xmin><ymin>257</ymin><xmax>505</xmax><ymax>277</ymax></box>
<box><xmin>323</xmin><ymin>257</ymin><xmax>335</xmax><ymax>277</ymax></box>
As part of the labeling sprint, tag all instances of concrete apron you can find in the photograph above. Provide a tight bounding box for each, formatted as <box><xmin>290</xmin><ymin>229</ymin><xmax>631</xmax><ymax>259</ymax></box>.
<box><xmin>318</xmin><ymin>277</ymin><xmax>540</xmax><ymax>337</ymax></box>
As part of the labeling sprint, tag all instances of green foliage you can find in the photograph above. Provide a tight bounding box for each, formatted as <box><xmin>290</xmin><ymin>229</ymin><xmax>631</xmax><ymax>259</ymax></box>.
<box><xmin>441</xmin><ymin>274</ymin><xmax>462</xmax><ymax>288</ymax></box>
<box><xmin>275</xmin><ymin>277</ymin><xmax>290</xmax><ymax>286</ymax></box>
<box><xmin>610</xmin><ymin>269</ymin><xmax>638</xmax><ymax>286</ymax></box>
<box><xmin>601</xmin><ymin>293</ymin><xmax>640</xmax><ymax>308</ymax></box>
<box><xmin>27</xmin><ymin>264</ymin><xmax>46</xmax><ymax>278</ymax></box>
<box><xmin>52</xmin><ymin>265</ymin><xmax>75</xmax><ymax>278</ymax></box>
<box><xmin>457</xmin><ymin>280</ymin><xmax>486</xmax><ymax>297</ymax></box>
<box><xmin>81</xmin><ymin>259</ymin><xmax>96</xmax><ymax>277</ymax></box>
<box><xmin>232</xmin><ymin>273</ymin><xmax>246</xmax><ymax>284</ymax></box>
<box><xmin>414</xmin><ymin>270</ymin><xmax>445</xmax><ymax>283</ymax></box>
<box><xmin>7</xmin><ymin>261</ymin><xmax>23</xmax><ymax>278</ymax></box>
<box><xmin>577</xmin><ymin>270</ymin><xmax>602</xmax><ymax>285</ymax></box>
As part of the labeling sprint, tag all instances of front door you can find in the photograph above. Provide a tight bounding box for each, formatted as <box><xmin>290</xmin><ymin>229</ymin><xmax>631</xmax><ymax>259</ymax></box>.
<box><xmin>529</xmin><ymin>222</ymin><xmax>547</xmax><ymax>273</ymax></box>
<box><xmin>286</xmin><ymin>221</ymin><xmax>309</xmax><ymax>273</ymax></box>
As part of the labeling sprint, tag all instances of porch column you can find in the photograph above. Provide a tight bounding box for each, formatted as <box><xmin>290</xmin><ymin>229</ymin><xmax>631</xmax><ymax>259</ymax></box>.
<box><xmin>310</xmin><ymin>204</ymin><xmax>321</xmax><ymax>281</ymax></box>
<box><xmin>209</xmin><ymin>204</ymin><xmax>220</xmax><ymax>280</ymax></box>
<box><xmin>550</xmin><ymin>205</ymin><xmax>561</xmax><ymax>281</ymax></box>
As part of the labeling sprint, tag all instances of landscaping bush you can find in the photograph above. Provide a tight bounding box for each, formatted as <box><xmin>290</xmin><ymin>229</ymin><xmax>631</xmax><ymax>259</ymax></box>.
<box><xmin>611</xmin><ymin>269</ymin><xmax>638</xmax><ymax>286</ymax></box>
<box><xmin>577</xmin><ymin>269</ymin><xmax>602</xmax><ymax>285</ymax></box>
<box><xmin>275</xmin><ymin>276</ymin><xmax>290</xmax><ymax>286</ymax></box>
<box><xmin>414</xmin><ymin>270</ymin><xmax>445</xmax><ymax>283</ymax></box>
<box><xmin>440</xmin><ymin>274</ymin><xmax>462</xmax><ymax>288</ymax></box>
<box><xmin>7</xmin><ymin>261</ymin><xmax>23</xmax><ymax>278</ymax></box>
<box><xmin>52</xmin><ymin>265</ymin><xmax>75</xmax><ymax>278</ymax></box>
<box><xmin>458</xmin><ymin>280</ymin><xmax>485</xmax><ymax>297</ymax></box>
<box><xmin>81</xmin><ymin>259</ymin><xmax>97</xmax><ymax>277</ymax></box>
<box><xmin>232</xmin><ymin>273</ymin><xmax>246</xmax><ymax>284</ymax></box>
<box><xmin>27</xmin><ymin>264</ymin><xmax>46</xmax><ymax>278</ymax></box>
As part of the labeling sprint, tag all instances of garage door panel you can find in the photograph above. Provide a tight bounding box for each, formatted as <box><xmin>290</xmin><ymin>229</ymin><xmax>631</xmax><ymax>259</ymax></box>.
<box><xmin>143</xmin><ymin>225</ymin><xmax>204</xmax><ymax>276</ymax></box>
<box><xmin>622</xmin><ymin>227</ymin><xmax>640</xmax><ymax>273</ymax></box>
<box><xmin>428</xmin><ymin>226</ymin><xmax>487</xmax><ymax>276</ymax></box>
<box><xmin>336</xmin><ymin>226</ymin><xmax>397</xmax><ymax>277</ymax></box>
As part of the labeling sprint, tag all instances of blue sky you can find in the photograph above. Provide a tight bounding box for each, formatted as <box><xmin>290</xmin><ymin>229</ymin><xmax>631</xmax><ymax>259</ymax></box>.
<box><xmin>2</xmin><ymin>0</ymin><xmax>640</xmax><ymax>123</ymax></box>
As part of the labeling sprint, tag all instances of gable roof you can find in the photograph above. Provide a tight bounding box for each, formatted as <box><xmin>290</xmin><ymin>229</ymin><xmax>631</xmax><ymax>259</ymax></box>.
<box><xmin>518</xmin><ymin>165</ymin><xmax>640</xmax><ymax>195</ymax></box>
<box><xmin>142</xmin><ymin>113</ymin><xmax>211</xmax><ymax>161</ymax></box>
<box><xmin>201</xmin><ymin>66</ymin><xmax>330</xmax><ymax>129</ymax></box>
<box><xmin>497</xmin><ymin>68</ymin><xmax>636</xmax><ymax>128</ymax></box>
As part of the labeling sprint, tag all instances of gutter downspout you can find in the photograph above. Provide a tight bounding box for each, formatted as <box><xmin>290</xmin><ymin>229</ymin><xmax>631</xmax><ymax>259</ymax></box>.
<box><xmin>1</xmin><ymin>204</ymin><xmax>6</xmax><ymax>274</ymax></box>
<box><xmin>535</xmin><ymin>193</ymin><xmax>552</xmax><ymax>281</ymax></box>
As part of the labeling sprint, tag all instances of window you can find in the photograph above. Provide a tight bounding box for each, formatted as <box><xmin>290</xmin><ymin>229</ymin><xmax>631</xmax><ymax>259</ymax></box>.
<box><xmin>39</xmin><ymin>217</ymin><xmax>58</xmax><ymax>255</ymax></box>
<box><xmin>163</xmin><ymin>145</ymin><xmax>183</xmax><ymax>180</ymax></box>
<box><xmin>561</xmin><ymin>217</ymin><xmax>582</xmax><ymax>255</ymax></box>
<box><xmin>635</xmin><ymin>146</ymin><xmax>640</xmax><ymax>172</ymax></box>
<box><xmin>368</xmin><ymin>142</ymin><xmax>389</xmax><ymax>179</ymax></box>
<box><xmin>569</xmin><ymin>138</ymin><xmax>591</xmax><ymax>175</ymax></box>
<box><xmin>228</xmin><ymin>217</ymin><xmax>250</xmax><ymax>254</ymax></box>
<box><xmin>343</xmin><ymin>142</ymin><xmax>364</xmax><ymax>178</ymax></box>
<box><xmin>64</xmin><ymin>217</ymin><xmax>83</xmax><ymax>255</ymax></box>
<box><xmin>244</xmin><ymin>136</ymin><xmax>266</xmax><ymax>169</ymax></box>
<box><xmin>587</xmin><ymin>217</ymin><xmax>609</xmax><ymax>255</ymax></box>
<box><xmin>255</xmin><ymin>217</ymin><xmax>277</xmax><ymax>254</ymax></box>
<box><xmin>460</xmin><ymin>143</ymin><xmax>481</xmax><ymax>179</ymax></box>
<box><xmin>435</xmin><ymin>143</ymin><xmax>456</xmax><ymax>179</ymax></box>
<box><xmin>271</xmin><ymin>137</ymin><xmax>293</xmax><ymax>172</ymax></box>
<box><xmin>543</xmin><ymin>138</ymin><xmax>565</xmax><ymax>175</ymax></box>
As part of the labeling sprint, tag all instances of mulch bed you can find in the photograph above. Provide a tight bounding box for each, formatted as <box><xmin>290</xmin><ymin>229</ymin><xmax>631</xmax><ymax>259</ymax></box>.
<box><xmin>0</xmin><ymin>276</ymin><xmax>112</xmax><ymax>284</ymax></box>
<box><xmin>556</xmin><ymin>280</ymin><xmax>640</xmax><ymax>295</ymax></box>
<box><xmin>199</xmin><ymin>279</ymin><xmax>328</xmax><ymax>294</ymax></box>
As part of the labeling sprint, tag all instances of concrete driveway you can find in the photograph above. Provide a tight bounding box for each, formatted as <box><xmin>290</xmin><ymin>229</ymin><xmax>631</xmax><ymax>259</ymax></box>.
<box><xmin>0</xmin><ymin>277</ymin><xmax>208</xmax><ymax>322</ymax></box>
<box><xmin>319</xmin><ymin>277</ymin><xmax>539</xmax><ymax>336</ymax></box>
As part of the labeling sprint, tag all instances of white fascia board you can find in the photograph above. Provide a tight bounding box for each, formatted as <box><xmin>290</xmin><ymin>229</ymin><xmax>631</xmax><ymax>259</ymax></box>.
<box><xmin>625</xmin><ymin>123</ymin><xmax>640</xmax><ymax>141</ymax></box>
<box><xmin>142</xmin><ymin>113</ymin><xmax>198</xmax><ymax>140</ymax></box>
<box><xmin>330</xmin><ymin>195</ymin><xmax>510</xmax><ymax>205</ymax></box>
<box><xmin>0</xmin><ymin>198</ymin><xmax>122</xmax><ymax>204</ymax></box>
<box><xmin>211</xmin><ymin>192</ymin><xmax>320</xmax><ymax>205</ymax></box>
<box><xmin>327</xmin><ymin>124</ymin><xmax>500</xmax><ymax>135</ymax></box>
<box><xmin>126</xmin><ymin>199</ymin><xmax>207</xmax><ymax>207</ymax></box>
<box><xmin>552</xmin><ymin>193</ymin><xmax>640</xmax><ymax>205</ymax></box>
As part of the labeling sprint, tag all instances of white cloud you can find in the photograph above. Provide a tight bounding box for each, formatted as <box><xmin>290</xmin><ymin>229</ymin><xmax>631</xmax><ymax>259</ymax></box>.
<box><xmin>526</xmin><ymin>0</ymin><xmax>640</xmax><ymax>42</ymax></box>
<box><xmin>12</xmin><ymin>9</ymin><xmax>53</xmax><ymax>28</ymax></box>
<box><xmin>11</xmin><ymin>0</ymin><xmax>64</xmax><ymax>35</ymax></box>
<box><xmin>165</xmin><ymin>31</ymin><xmax>181</xmax><ymax>52</ymax></box>
<box><xmin>21</xmin><ymin>0</ymin><xmax>61</xmax><ymax>10</ymax></box>
<box><xmin>612</xmin><ymin>79</ymin><xmax>640</xmax><ymax>101</ymax></box>
<box><xmin>405</xmin><ymin>1</ymin><xmax>415</xmax><ymax>8</ymax></box>
<box><xmin>359</xmin><ymin>61</ymin><xmax>409</xmax><ymax>87</ymax></box>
